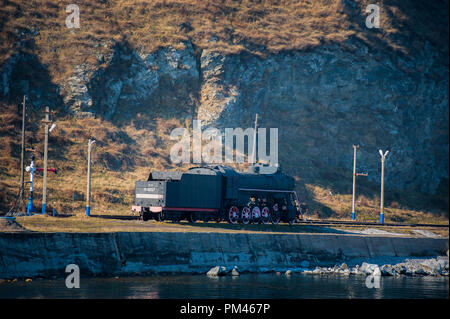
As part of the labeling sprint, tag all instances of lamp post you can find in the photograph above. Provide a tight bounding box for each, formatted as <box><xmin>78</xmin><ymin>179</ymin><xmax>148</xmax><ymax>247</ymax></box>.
<box><xmin>351</xmin><ymin>145</ymin><xmax>368</xmax><ymax>221</ymax></box>
<box><xmin>86</xmin><ymin>139</ymin><xmax>96</xmax><ymax>216</ymax></box>
<box><xmin>42</xmin><ymin>107</ymin><xmax>50</xmax><ymax>214</ymax></box>
<box><xmin>41</xmin><ymin>107</ymin><xmax>57</xmax><ymax>215</ymax></box>
<box><xmin>379</xmin><ymin>149</ymin><xmax>389</xmax><ymax>223</ymax></box>
<box><xmin>351</xmin><ymin>145</ymin><xmax>358</xmax><ymax>221</ymax></box>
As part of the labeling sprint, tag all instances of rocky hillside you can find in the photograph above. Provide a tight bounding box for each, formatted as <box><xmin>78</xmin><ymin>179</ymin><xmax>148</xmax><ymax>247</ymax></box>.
<box><xmin>0</xmin><ymin>0</ymin><xmax>448</xmax><ymax>220</ymax></box>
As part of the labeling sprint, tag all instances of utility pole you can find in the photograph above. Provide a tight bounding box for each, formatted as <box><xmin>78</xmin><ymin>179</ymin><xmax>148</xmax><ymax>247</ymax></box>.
<box><xmin>379</xmin><ymin>149</ymin><xmax>389</xmax><ymax>224</ymax></box>
<box><xmin>42</xmin><ymin>106</ymin><xmax>52</xmax><ymax>214</ymax></box>
<box><xmin>251</xmin><ymin>113</ymin><xmax>258</xmax><ymax>164</ymax></box>
<box><xmin>86</xmin><ymin>139</ymin><xmax>96</xmax><ymax>216</ymax></box>
<box><xmin>351</xmin><ymin>145</ymin><xmax>358</xmax><ymax>221</ymax></box>
<box><xmin>19</xmin><ymin>95</ymin><xmax>26</xmax><ymax>211</ymax></box>
<box><xmin>351</xmin><ymin>145</ymin><xmax>368</xmax><ymax>221</ymax></box>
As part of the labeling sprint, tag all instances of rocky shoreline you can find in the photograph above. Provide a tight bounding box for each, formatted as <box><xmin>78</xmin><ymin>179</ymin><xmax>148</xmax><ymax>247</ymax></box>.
<box><xmin>302</xmin><ymin>256</ymin><xmax>449</xmax><ymax>277</ymax></box>
<box><xmin>205</xmin><ymin>256</ymin><xmax>449</xmax><ymax>278</ymax></box>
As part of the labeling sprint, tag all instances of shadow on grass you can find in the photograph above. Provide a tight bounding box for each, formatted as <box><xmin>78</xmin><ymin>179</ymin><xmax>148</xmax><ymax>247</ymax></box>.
<box><xmin>90</xmin><ymin>214</ymin><xmax>139</xmax><ymax>221</ymax></box>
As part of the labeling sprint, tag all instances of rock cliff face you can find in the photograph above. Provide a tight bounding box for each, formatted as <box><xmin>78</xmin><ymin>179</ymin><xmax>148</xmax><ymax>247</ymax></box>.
<box><xmin>197</xmin><ymin>40</ymin><xmax>449</xmax><ymax>194</ymax></box>
<box><xmin>0</xmin><ymin>37</ymin><xmax>448</xmax><ymax>194</ymax></box>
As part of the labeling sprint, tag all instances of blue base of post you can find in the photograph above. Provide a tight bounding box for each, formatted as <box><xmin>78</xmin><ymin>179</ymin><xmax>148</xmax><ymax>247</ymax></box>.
<box><xmin>42</xmin><ymin>203</ymin><xmax>46</xmax><ymax>215</ymax></box>
<box><xmin>27</xmin><ymin>197</ymin><xmax>33</xmax><ymax>215</ymax></box>
<box><xmin>86</xmin><ymin>206</ymin><xmax>90</xmax><ymax>217</ymax></box>
<box><xmin>53</xmin><ymin>208</ymin><xmax>55</xmax><ymax>217</ymax></box>
<box><xmin>351</xmin><ymin>211</ymin><xmax>355</xmax><ymax>221</ymax></box>
<box><xmin>380</xmin><ymin>213</ymin><xmax>384</xmax><ymax>224</ymax></box>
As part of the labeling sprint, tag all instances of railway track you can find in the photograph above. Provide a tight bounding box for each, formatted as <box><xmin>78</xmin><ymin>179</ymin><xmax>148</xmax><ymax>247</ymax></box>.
<box><xmin>95</xmin><ymin>214</ymin><xmax>448</xmax><ymax>229</ymax></box>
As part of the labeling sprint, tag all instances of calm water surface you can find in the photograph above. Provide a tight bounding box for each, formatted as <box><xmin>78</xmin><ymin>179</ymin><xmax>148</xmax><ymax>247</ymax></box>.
<box><xmin>0</xmin><ymin>274</ymin><xmax>448</xmax><ymax>299</ymax></box>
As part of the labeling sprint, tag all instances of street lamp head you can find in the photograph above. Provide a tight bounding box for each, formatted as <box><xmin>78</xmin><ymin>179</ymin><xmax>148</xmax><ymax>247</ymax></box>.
<box><xmin>379</xmin><ymin>149</ymin><xmax>383</xmax><ymax>157</ymax></box>
<box><xmin>49</xmin><ymin>123</ymin><xmax>57</xmax><ymax>133</ymax></box>
<box><xmin>384</xmin><ymin>150</ymin><xmax>389</xmax><ymax>157</ymax></box>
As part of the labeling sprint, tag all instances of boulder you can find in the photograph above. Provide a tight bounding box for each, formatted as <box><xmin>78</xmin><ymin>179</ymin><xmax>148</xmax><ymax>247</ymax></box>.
<box><xmin>437</xmin><ymin>257</ymin><xmax>449</xmax><ymax>272</ymax></box>
<box><xmin>231</xmin><ymin>266</ymin><xmax>239</xmax><ymax>276</ymax></box>
<box><xmin>207</xmin><ymin>266</ymin><xmax>227</xmax><ymax>276</ymax></box>
<box><xmin>372</xmin><ymin>266</ymin><xmax>381</xmax><ymax>276</ymax></box>
<box><xmin>380</xmin><ymin>264</ymin><xmax>397</xmax><ymax>276</ymax></box>
<box><xmin>359</xmin><ymin>262</ymin><xmax>369</xmax><ymax>273</ymax></box>
<box><xmin>339</xmin><ymin>263</ymin><xmax>348</xmax><ymax>270</ymax></box>
<box><xmin>360</xmin><ymin>262</ymin><xmax>380</xmax><ymax>275</ymax></box>
<box><xmin>312</xmin><ymin>268</ymin><xmax>323</xmax><ymax>274</ymax></box>
<box><xmin>393</xmin><ymin>264</ymin><xmax>407</xmax><ymax>275</ymax></box>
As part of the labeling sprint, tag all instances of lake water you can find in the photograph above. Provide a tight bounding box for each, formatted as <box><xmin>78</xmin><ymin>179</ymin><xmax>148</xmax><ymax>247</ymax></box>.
<box><xmin>0</xmin><ymin>274</ymin><xmax>448</xmax><ymax>299</ymax></box>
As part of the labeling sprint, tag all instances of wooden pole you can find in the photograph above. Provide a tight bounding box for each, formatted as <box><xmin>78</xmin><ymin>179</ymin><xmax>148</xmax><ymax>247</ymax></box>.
<box><xmin>42</xmin><ymin>106</ymin><xmax>50</xmax><ymax>214</ymax></box>
<box><xmin>19</xmin><ymin>95</ymin><xmax>26</xmax><ymax>211</ymax></box>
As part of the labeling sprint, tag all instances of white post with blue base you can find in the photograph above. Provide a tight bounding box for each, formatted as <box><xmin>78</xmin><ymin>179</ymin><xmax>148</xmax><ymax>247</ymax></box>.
<box><xmin>25</xmin><ymin>157</ymin><xmax>36</xmax><ymax>215</ymax></box>
<box><xmin>379</xmin><ymin>149</ymin><xmax>389</xmax><ymax>224</ymax></box>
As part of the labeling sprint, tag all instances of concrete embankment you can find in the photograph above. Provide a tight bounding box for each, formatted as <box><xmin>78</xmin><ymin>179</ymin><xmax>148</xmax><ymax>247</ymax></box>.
<box><xmin>0</xmin><ymin>232</ymin><xmax>448</xmax><ymax>279</ymax></box>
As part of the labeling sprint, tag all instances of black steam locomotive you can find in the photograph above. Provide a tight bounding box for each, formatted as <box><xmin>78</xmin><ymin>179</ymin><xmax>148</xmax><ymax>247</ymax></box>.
<box><xmin>133</xmin><ymin>164</ymin><xmax>302</xmax><ymax>224</ymax></box>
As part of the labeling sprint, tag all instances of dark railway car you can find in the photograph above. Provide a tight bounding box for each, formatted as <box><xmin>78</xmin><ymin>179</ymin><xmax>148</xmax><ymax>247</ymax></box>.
<box><xmin>133</xmin><ymin>164</ymin><xmax>302</xmax><ymax>225</ymax></box>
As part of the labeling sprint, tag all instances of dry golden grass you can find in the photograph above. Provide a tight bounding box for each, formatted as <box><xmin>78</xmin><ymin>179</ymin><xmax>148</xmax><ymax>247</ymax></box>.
<box><xmin>304</xmin><ymin>183</ymin><xmax>448</xmax><ymax>224</ymax></box>
<box><xmin>1</xmin><ymin>0</ymin><xmax>447</xmax><ymax>86</ymax></box>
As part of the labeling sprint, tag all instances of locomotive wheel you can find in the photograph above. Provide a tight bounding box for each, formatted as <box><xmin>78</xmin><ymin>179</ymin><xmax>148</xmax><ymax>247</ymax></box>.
<box><xmin>170</xmin><ymin>214</ymin><xmax>180</xmax><ymax>223</ymax></box>
<box><xmin>228</xmin><ymin>206</ymin><xmax>239</xmax><ymax>224</ymax></box>
<box><xmin>251</xmin><ymin>206</ymin><xmax>261</xmax><ymax>224</ymax></box>
<box><xmin>271</xmin><ymin>204</ymin><xmax>280</xmax><ymax>225</ymax></box>
<box><xmin>154</xmin><ymin>212</ymin><xmax>164</xmax><ymax>222</ymax></box>
<box><xmin>187</xmin><ymin>212</ymin><xmax>197</xmax><ymax>223</ymax></box>
<box><xmin>261</xmin><ymin>206</ymin><xmax>270</xmax><ymax>224</ymax></box>
<box><xmin>202</xmin><ymin>215</ymin><xmax>210</xmax><ymax>223</ymax></box>
<box><xmin>241</xmin><ymin>206</ymin><xmax>251</xmax><ymax>224</ymax></box>
<box><xmin>288</xmin><ymin>217</ymin><xmax>296</xmax><ymax>225</ymax></box>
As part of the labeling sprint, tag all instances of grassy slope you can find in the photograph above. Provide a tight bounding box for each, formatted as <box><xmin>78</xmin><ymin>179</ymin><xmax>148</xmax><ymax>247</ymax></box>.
<box><xmin>0</xmin><ymin>0</ymin><xmax>449</xmax><ymax>224</ymax></box>
<box><xmin>0</xmin><ymin>102</ymin><xmax>448</xmax><ymax>225</ymax></box>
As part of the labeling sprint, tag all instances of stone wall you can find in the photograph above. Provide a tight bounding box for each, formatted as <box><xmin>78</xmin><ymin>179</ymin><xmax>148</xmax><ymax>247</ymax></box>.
<box><xmin>0</xmin><ymin>232</ymin><xmax>447</xmax><ymax>279</ymax></box>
